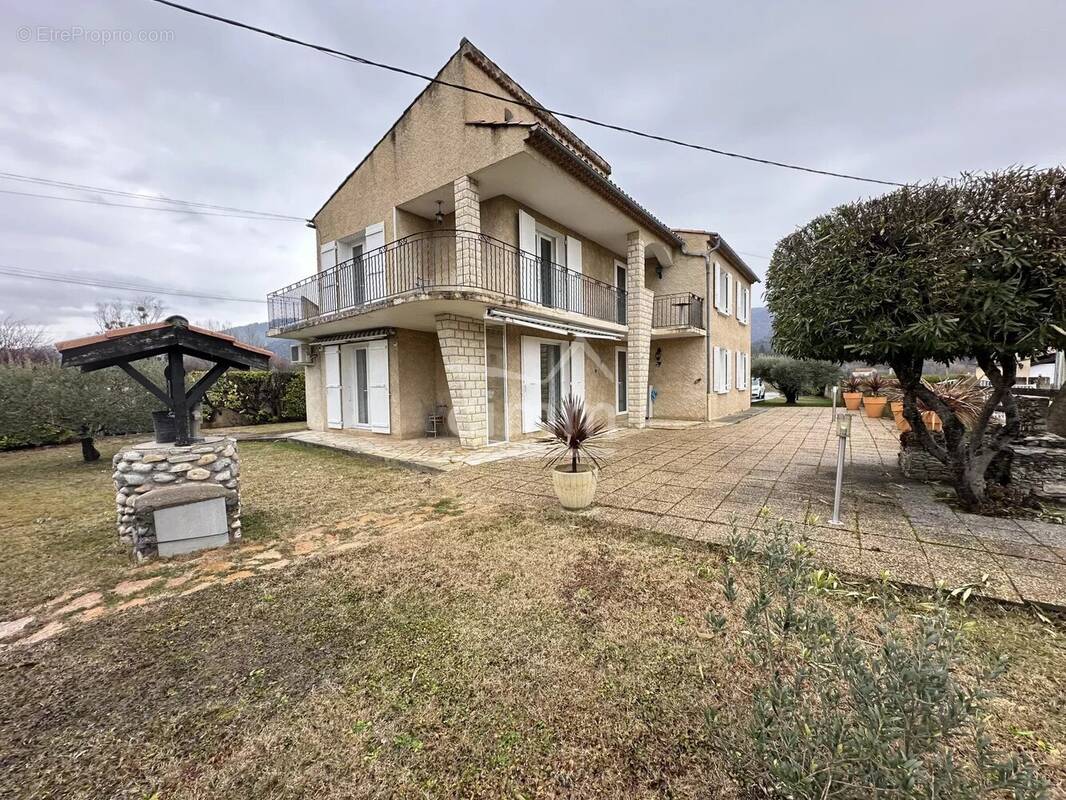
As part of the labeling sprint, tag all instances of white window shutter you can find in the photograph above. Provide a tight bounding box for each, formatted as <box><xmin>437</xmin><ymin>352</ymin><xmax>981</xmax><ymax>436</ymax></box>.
<box><xmin>520</xmin><ymin>336</ymin><xmax>540</xmax><ymax>433</ymax></box>
<box><xmin>713</xmin><ymin>262</ymin><xmax>722</xmax><ymax>311</ymax></box>
<box><xmin>725</xmin><ymin>274</ymin><xmax>733</xmax><ymax>314</ymax></box>
<box><xmin>363</xmin><ymin>222</ymin><xmax>386</xmax><ymax>302</ymax></box>
<box><xmin>569</xmin><ymin>340</ymin><xmax>586</xmax><ymax>403</ymax></box>
<box><xmin>735</xmin><ymin>351</ymin><xmax>741</xmax><ymax>390</ymax></box>
<box><xmin>712</xmin><ymin>346</ymin><xmax>721</xmax><ymax>392</ymax></box>
<box><xmin>319</xmin><ymin>241</ymin><xmax>337</xmax><ymax>271</ymax></box>
<box><xmin>518</xmin><ymin>210</ymin><xmax>537</xmax><ymax>303</ymax></box>
<box><xmin>367</xmin><ymin>339</ymin><xmax>390</xmax><ymax>433</ymax></box>
<box><xmin>736</xmin><ymin>281</ymin><xmax>742</xmax><ymax>321</ymax></box>
<box><xmin>364</xmin><ymin>222</ymin><xmax>385</xmax><ymax>251</ymax></box>
<box><xmin>324</xmin><ymin>345</ymin><xmax>343</xmax><ymax>429</ymax></box>
<box><xmin>566</xmin><ymin>236</ymin><xmax>583</xmax><ymax>313</ymax></box>
<box><xmin>725</xmin><ymin>349</ymin><xmax>732</xmax><ymax>391</ymax></box>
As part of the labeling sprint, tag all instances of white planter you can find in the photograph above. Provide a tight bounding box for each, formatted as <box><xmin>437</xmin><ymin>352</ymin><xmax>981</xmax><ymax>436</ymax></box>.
<box><xmin>551</xmin><ymin>464</ymin><xmax>597</xmax><ymax>510</ymax></box>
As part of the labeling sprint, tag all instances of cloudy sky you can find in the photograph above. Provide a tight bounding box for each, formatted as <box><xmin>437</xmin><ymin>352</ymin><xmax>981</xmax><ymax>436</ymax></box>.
<box><xmin>2</xmin><ymin>0</ymin><xmax>1064</xmax><ymax>340</ymax></box>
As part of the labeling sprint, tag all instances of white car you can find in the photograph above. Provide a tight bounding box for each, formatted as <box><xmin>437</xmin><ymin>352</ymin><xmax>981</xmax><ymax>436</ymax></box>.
<box><xmin>751</xmin><ymin>377</ymin><xmax>766</xmax><ymax>401</ymax></box>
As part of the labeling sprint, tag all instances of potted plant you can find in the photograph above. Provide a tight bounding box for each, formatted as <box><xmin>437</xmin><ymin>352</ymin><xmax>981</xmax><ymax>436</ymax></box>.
<box><xmin>841</xmin><ymin>376</ymin><xmax>864</xmax><ymax>411</ymax></box>
<box><xmin>540</xmin><ymin>394</ymin><xmax>607</xmax><ymax>510</ymax></box>
<box><xmin>883</xmin><ymin>378</ymin><xmax>908</xmax><ymax>430</ymax></box>
<box><xmin>861</xmin><ymin>373</ymin><xmax>889</xmax><ymax>418</ymax></box>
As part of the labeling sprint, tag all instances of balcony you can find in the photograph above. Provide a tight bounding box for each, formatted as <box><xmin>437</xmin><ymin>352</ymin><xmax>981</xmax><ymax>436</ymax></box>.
<box><xmin>268</xmin><ymin>229</ymin><xmax>627</xmax><ymax>333</ymax></box>
<box><xmin>652</xmin><ymin>292</ymin><xmax>704</xmax><ymax>332</ymax></box>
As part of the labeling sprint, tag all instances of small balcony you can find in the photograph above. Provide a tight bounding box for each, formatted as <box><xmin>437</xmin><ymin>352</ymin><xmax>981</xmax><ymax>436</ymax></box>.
<box><xmin>652</xmin><ymin>292</ymin><xmax>705</xmax><ymax>334</ymax></box>
<box><xmin>268</xmin><ymin>229</ymin><xmax>627</xmax><ymax>333</ymax></box>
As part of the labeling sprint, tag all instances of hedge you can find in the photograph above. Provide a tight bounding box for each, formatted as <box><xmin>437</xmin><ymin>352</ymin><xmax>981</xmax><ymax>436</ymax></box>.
<box><xmin>202</xmin><ymin>370</ymin><xmax>305</xmax><ymax>425</ymax></box>
<box><xmin>0</xmin><ymin>362</ymin><xmax>162</xmax><ymax>450</ymax></box>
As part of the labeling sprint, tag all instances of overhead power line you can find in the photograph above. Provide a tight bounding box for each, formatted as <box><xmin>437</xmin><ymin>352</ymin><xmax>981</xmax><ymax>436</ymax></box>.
<box><xmin>0</xmin><ymin>264</ymin><xmax>266</xmax><ymax>304</ymax></box>
<box><xmin>147</xmin><ymin>0</ymin><xmax>909</xmax><ymax>188</ymax></box>
<box><xmin>0</xmin><ymin>186</ymin><xmax>302</xmax><ymax>222</ymax></box>
<box><xmin>0</xmin><ymin>171</ymin><xmax>306</xmax><ymax>221</ymax></box>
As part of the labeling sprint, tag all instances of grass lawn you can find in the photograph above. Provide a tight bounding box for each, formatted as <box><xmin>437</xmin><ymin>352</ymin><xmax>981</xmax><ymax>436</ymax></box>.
<box><xmin>0</xmin><ymin>439</ymin><xmax>1063</xmax><ymax>797</ymax></box>
<box><xmin>759</xmin><ymin>393</ymin><xmax>834</xmax><ymax>407</ymax></box>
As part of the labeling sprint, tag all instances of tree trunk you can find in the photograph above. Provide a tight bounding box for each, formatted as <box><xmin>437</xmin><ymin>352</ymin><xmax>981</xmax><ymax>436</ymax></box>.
<box><xmin>783</xmin><ymin>389</ymin><xmax>799</xmax><ymax>405</ymax></box>
<box><xmin>891</xmin><ymin>354</ymin><xmax>1018</xmax><ymax>513</ymax></box>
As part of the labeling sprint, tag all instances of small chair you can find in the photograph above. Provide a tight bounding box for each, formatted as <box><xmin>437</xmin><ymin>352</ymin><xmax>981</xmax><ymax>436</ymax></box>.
<box><xmin>425</xmin><ymin>404</ymin><xmax>448</xmax><ymax>437</ymax></box>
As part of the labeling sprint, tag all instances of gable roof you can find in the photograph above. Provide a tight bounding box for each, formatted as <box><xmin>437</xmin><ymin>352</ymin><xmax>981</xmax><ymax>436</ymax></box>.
<box><xmin>673</xmin><ymin>228</ymin><xmax>760</xmax><ymax>284</ymax></box>
<box><xmin>312</xmin><ymin>39</ymin><xmax>612</xmax><ymax>221</ymax></box>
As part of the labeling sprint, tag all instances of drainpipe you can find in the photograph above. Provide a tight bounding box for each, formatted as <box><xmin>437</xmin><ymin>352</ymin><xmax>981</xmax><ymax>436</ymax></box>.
<box><xmin>703</xmin><ymin>235</ymin><xmax>723</xmax><ymax>415</ymax></box>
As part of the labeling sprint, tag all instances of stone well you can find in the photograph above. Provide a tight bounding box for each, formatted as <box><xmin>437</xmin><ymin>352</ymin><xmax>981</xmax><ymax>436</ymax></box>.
<box><xmin>113</xmin><ymin>436</ymin><xmax>241</xmax><ymax>560</ymax></box>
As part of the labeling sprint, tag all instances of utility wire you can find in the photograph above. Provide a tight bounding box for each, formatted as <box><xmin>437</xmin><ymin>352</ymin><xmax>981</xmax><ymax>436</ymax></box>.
<box><xmin>148</xmin><ymin>0</ymin><xmax>910</xmax><ymax>188</ymax></box>
<box><xmin>0</xmin><ymin>171</ymin><xmax>306</xmax><ymax>221</ymax></box>
<box><xmin>0</xmin><ymin>187</ymin><xmax>302</xmax><ymax>222</ymax></box>
<box><xmin>0</xmin><ymin>264</ymin><xmax>267</xmax><ymax>304</ymax></box>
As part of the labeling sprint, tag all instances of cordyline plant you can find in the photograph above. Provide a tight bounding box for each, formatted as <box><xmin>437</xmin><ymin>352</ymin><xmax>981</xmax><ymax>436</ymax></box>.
<box><xmin>841</xmin><ymin>375</ymin><xmax>864</xmax><ymax>394</ymax></box>
<box><xmin>766</xmin><ymin>166</ymin><xmax>1066</xmax><ymax>511</ymax></box>
<box><xmin>538</xmin><ymin>394</ymin><xmax>607</xmax><ymax>473</ymax></box>
<box><xmin>705</xmin><ymin>521</ymin><xmax>1048</xmax><ymax>799</ymax></box>
<box><xmin>862</xmin><ymin>372</ymin><xmax>889</xmax><ymax>397</ymax></box>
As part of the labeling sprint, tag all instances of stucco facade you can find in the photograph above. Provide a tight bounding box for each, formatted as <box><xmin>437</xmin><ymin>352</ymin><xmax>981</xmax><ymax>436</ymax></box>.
<box><xmin>275</xmin><ymin>39</ymin><xmax>757</xmax><ymax>448</ymax></box>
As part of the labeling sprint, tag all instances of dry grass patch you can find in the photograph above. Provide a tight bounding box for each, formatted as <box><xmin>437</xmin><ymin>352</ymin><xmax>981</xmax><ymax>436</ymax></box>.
<box><xmin>1</xmin><ymin>504</ymin><xmax>1062</xmax><ymax>799</ymax></box>
<box><xmin>0</xmin><ymin>439</ymin><xmax>438</xmax><ymax>616</ymax></box>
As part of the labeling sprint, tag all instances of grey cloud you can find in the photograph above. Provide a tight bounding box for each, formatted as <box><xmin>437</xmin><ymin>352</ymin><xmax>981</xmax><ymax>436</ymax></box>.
<box><xmin>1</xmin><ymin>0</ymin><xmax>1064</xmax><ymax>341</ymax></box>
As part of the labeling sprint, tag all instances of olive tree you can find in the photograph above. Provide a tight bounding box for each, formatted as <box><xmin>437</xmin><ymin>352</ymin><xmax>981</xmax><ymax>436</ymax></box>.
<box><xmin>752</xmin><ymin>355</ymin><xmax>840</xmax><ymax>404</ymax></box>
<box><xmin>766</xmin><ymin>167</ymin><xmax>1066</xmax><ymax>510</ymax></box>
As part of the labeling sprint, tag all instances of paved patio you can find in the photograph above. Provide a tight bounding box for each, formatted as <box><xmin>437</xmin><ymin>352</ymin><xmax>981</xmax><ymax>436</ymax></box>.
<box><xmin>447</xmin><ymin>407</ymin><xmax>1066</xmax><ymax>608</ymax></box>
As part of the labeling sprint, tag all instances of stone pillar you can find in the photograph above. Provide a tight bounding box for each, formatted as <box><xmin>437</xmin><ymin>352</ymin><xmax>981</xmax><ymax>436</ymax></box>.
<box><xmin>453</xmin><ymin>175</ymin><xmax>483</xmax><ymax>288</ymax></box>
<box><xmin>626</xmin><ymin>231</ymin><xmax>653</xmax><ymax>428</ymax></box>
<box><xmin>435</xmin><ymin>313</ymin><xmax>487</xmax><ymax>448</ymax></box>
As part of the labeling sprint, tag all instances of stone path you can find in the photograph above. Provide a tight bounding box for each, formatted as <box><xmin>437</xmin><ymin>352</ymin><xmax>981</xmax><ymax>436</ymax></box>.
<box><xmin>447</xmin><ymin>407</ymin><xmax>1066</xmax><ymax>608</ymax></box>
<box><xmin>269</xmin><ymin>429</ymin><xmax>569</xmax><ymax>471</ymax></box>
<box><xmin>0</xmin><ymin>506</ymin><xmax>443</xmax><ymax>650</ymax></box>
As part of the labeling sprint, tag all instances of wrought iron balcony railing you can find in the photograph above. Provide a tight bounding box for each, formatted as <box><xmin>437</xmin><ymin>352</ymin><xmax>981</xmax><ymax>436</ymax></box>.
<box><xmin>652</xmin><ymin>292</ymin><xmax>705</xmax><ymax>329</ymax></box>
<box><xmin>267</xmin><ymin>229</ymin><xmax>627</xmax><ymax>330</ymax></box>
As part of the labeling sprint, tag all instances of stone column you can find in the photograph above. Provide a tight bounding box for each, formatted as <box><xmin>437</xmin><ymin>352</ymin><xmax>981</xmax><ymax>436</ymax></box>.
<box><xmin>626</xmin><ymin>231</ymin><xmax>653</xmax><ymax>428</ymax></box>
<box><xmin>435</xmin><ymin>313</ymin><xmax>487</xmax><ymax>448</ymax></box>
<box><xmin>453</xmin><ymin>175</ymin><xmax>483</xmax><ymax>288</ymax></box>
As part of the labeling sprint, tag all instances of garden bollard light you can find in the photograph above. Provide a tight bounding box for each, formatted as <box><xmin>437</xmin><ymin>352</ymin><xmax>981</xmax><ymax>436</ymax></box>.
<box><xmin>831</xmin><ymin>385</ymin><xmax>838</xmax><ymax>417</ymax></box>
<box><xmin>829</xmin><ymin>412</ymin><xmax>852</xmax><ymax>526</ymax></box>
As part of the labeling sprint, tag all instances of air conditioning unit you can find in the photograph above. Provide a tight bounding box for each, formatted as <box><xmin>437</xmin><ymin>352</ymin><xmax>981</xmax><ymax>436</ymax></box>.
<box><xmin>289</xmin><ymin>343</ymin><xmax>313</xmax><ymax>366</ymax></box>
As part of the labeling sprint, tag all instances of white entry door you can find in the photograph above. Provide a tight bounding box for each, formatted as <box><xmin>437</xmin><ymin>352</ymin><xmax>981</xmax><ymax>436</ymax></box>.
<box><xmin>520</xmin><ymin>336</ymin><xmax>580</xmax><ymax>433</ymax></box>
<box><xmin>346</xmin><ymin>341</ymin><xmax>390</xmax><ymax>433</ymax></box>
<box><xmin>324</xmin><ymin>345</ymin><xmax>343</xmax><ymax>429</ymax></box>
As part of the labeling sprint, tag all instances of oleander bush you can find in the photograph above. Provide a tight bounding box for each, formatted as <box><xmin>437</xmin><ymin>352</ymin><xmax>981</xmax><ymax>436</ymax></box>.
<box><xmin>0</xmin><ymin>362</ymin><xmax>160</xmax><ymax>450</ymax></box>
<box><xmin>706</xmin><ymin>522</ymin><xmax>1048</xmax><ymax>799</ymax></box>
<box><xmin>202</xmin><ymin>369</ymin><xmax>304</xmax><ymax>425</ymax></box>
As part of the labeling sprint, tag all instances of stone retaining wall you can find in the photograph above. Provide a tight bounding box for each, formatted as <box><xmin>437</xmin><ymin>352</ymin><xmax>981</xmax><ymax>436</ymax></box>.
<box><xmin>113</xmin><ymin>436</ymin><xmax>241</xmax><ymax>560</ymax></box>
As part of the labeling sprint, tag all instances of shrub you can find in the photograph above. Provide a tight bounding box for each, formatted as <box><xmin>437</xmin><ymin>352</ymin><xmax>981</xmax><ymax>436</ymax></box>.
<box><xmin>0</xmin><ymin>362</ymin><xmax>161</xmax><ymax>450</ymax></box>
<box><xmin>203</xmin><ymin>370</ymin><xmax>305</xmax><ymax>425</ymax></box>
<box><xmin>706</xmin><ymin>522</ymin><xmax>1047</xmax><ymax>799</ymax></box>
<box><xmin>753</xmin><ymin>356</ymin><xmax>841</xmax><ymax>404</ymax></box>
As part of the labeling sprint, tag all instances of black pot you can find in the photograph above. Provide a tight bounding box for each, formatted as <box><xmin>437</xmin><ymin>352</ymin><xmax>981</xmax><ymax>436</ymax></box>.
<box><xmin>151</xmin><ymin>410</ymin><xmax>176</xmax><ymax>443</ymax></box>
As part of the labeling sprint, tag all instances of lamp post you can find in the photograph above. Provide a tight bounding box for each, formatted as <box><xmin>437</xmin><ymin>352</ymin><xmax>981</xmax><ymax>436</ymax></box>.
<box><xmin>829</xmin><ymin>412</ymin><xmax>852</xmax><ymax>526</ymax></box>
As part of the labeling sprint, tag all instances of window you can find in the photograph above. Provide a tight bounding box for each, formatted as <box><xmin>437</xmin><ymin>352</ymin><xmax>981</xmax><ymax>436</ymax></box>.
<box><xmin>736</xmin><ymin>351</ymin><xmax>749</xmax><ymax>390</ymax></box>
<box><xmin>715</xmin><ymin>262</ymin><xmax>732</xmax><ymax>314</ymax></box>
<box><xmin>616</xmin><ymin>348</ymin><xmax>628</xmax><ymax>413</ymax></box>
<box><xmin>714</xmin><ymin>347</ymin><xmax>731</xmax><ymax>394</ymax></box>
<box><xmin>614</xmin><ymin>262</ymin><xmax>627</xmax><ymax>324</ymax></box>
<box><xmin>539</xmin><ymin>342</ymin><xmax>562</xmax><ymax>422</ymax></box>
<box><xmin>736</xmin><ymin>283</ymin><xmax>750</xmax><ymax>324</ymax></box>
<box><xmin>355</xmin><ymin>347</ymin><xmax>369</xmax><ymax>424</ymax></box>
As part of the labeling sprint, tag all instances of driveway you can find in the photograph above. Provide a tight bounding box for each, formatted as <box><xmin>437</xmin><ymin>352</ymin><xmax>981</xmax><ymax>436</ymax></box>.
<box><xmin>450</xmin><ymin>407</ymin><xmax>1066</xmax><ymax>608</ymax></box>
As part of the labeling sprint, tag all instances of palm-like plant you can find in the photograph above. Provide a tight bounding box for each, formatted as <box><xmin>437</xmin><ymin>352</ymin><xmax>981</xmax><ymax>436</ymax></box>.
<box><xmin>841</xmin><ymin>375</ymin><xmax>864</xmax><ymax>393</ymax></box>
<box><xmin>918</xmin><ymin>376</ymin><xmax>989</xmax><ymax>428</ymax></box>
<box><xmin>539</xmin><ymin>394</ymin><xmax>608</xmax><ymax>473</ymax></box>
<box><xmin>862</xmin><ymin>372</ymin><xmax>888</xmax><ymax>397</ymax></box>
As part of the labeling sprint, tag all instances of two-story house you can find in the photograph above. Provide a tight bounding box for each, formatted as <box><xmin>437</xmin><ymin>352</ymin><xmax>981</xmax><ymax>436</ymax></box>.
<box><xmin>268</xmin><ymin>39</ymin><xmax>758</xmax><ymax>448</ymax></box>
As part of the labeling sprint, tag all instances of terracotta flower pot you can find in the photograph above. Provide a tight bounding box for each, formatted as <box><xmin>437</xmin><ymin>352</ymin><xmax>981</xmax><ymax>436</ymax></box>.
<box><xmin>842</xmin><ymin>392</ymin><xmax>863</xmax><ymax>411</ymax></box>
<box><xmin>551</xmin><ymin>464</ymin><xmax>597</xmax><ymax>510</ymax></box>
<box><xmin>863</xmin><ymin>395</ymin><xmax>888</xmax><ymax>418</ymax></box>
<box><xmin>921</xmin><ymin>410</ymin><xmax>943</xmax><ymax>432</ymax></box>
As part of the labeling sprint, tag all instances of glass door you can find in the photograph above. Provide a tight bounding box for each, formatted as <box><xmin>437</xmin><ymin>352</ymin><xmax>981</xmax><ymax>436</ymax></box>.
<box><xmin>354</xmin><ymin>347</ymin><xmax>369</xmax><ymax>426</ymax></box>
<box><xmin>539</xmin><ymin>342</ymin><xmax>562</xmax><ymax>423</ymax></box>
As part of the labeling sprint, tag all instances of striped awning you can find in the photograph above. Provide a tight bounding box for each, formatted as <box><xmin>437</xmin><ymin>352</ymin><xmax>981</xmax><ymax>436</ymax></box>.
<box><xmin>484</xmin><ymin>309</ymin><xmax>624</xmax><ymax>340</ymax></box>
<box><xmin>310</xmin><ymin>327</ymin><xmax>394</xmax><ymax>346</ymax></box>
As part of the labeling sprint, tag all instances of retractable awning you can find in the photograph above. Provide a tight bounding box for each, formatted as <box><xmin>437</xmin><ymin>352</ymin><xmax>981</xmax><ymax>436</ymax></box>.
<box><xmin>484</xmin><ymin>309</ymin><xmax>624</xmax><ymax>340</ymax></box>
<box><xmin>309</xmin><ymin>327</ymin><xmax>394</xmax><ymax>346</ymax></box>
